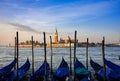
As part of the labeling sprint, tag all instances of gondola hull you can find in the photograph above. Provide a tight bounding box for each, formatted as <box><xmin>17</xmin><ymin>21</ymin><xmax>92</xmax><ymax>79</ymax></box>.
<box><xmin>90</xmin><ymin>59</ymin><xmax>120</xmax><ymax>81</ymax></box>
<box><xmin>30</xmin><ymin>61</ymin><xmax>50</xmax><ymax>81</ymax></box>
<box><xmin>0</xmin><ymin>59</ymin><xmax>16</xmax><ymax>78</ymax></box>
<box><xmin>75</xmin><ymin>58</ymin><xmax>90</xmax><ymax>81</ymax></box>
<box><xmin>2</xmin><ymin>59</ymin><xmax>30</xmax><ymax>81</ymax></box>
<box><xmin>53</xmin><ymin>58</ymin><xmax>69</xmax><ymax>81</ymax></box>
<box><xmin>105</xmin><ymin>59</ymin><xmax>120</xmax><ymax>73</ymax></box>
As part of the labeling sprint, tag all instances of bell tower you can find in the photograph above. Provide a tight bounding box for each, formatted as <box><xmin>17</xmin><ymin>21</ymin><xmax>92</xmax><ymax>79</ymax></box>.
<box><xmin>54</xmin><ymin>29</ymin><xmax>58</xmax><ymax>43</ymax></box>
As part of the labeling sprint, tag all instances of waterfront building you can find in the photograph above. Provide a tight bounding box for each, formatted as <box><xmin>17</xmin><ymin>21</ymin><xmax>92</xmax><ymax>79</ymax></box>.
<box><xmin>47</xmin><ymin>29</ymin><xmax>78</xmax><ymax>47</ymax></box>
<box><xmin>13</xmin><ymin>29</ymin><xmax>79</xmax><ymax>48</ymax></box>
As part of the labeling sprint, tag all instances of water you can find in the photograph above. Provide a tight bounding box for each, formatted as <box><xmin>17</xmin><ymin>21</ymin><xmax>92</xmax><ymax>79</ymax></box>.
<box><xmin>0</xmin><ymin>46</ymin><xmax>120</xmax><ymax>70</ymax></box>
<box><xmin>0</xmin><ymin>46</ymin><xmax>120</xmax><ymax>80</ymax></box>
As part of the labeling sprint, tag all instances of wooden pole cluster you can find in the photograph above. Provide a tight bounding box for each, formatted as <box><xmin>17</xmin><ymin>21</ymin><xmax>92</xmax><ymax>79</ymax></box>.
<box><xmin>86</xmin><ymin>38</ymin><xmax>89</xmax><ymax>69</ymax></box>
<box><xmin>43</xmin><ymin>32</ymin><xmax>47</xmax><ymax>81</ymax></box>
<box><xmin>16</xmin><ymin>32</ymin><xmax>19</xmax><ymax>81</ymax></box>
<box><xmin>102</xmin><ymin>37</ymin><xmax>106</xmax><ymax>81</ymax></box>
<box><xmin>50</xmin><ymin>36</ymin><xmax>53</xmax><ymax>75</ymax></box>
<box><xmin>31</xmin><ymin>36</ymin><xmax>34</xmax><ymax>74</ymax></box>
<box><xmin>74</xmin><ymin>30</ymin><xmax>77</xmax><ymax>81</ymax></box>
<box><xmin>13</xmin><ymin>31</ymin><xmax>109</xmax><ymax>81</ymax></box>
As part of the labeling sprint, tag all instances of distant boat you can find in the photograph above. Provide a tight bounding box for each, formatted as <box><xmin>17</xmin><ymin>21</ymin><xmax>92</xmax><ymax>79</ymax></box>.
<box><xmin>30</xmin><ymin>60</ymin><xmax>50</xmax><ymax>81</ymax></box>
<box><xmin>2</xmin><ymin>58</ymin><xmax>30</xmax><ymax>81</ymax></box>
<box><xmin>52</xmin><ymin>57</ymin><xmax>69</xmax><ymax>81</ymax></box>
<box><xmin>0</xmin><ymin>59</ymin><xmax>16</xmax><ymax>78</ymax></box>
<box><xmin>75</xmin><ymin>58</ymin><xmax>91</xmax><ymax>81</ymax></box>
<box><xmin>90</xmin><ymin>58</ymin><xmax>120</xmax><ymax>81</ymax></box>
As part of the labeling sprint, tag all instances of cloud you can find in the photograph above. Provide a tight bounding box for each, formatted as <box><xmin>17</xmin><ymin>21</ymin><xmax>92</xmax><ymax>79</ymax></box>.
<box><xmin>1</xmin><ymin>21</ymin><xmax>52</xmax><ymax>34</ymax></box>
<box><xmin>8</xmin><ymin>22</ymin><xmax>41</xmax><ymax>33</ymax></box>
<box><xmin>0</xmin><ymin>0</ymin><xmax>119</xmax><ymax>34</ymax></box>
<box><xmin>6</xmin><ymin>0</ymin><xmax>117</xmax><ymax>28</ymax></box>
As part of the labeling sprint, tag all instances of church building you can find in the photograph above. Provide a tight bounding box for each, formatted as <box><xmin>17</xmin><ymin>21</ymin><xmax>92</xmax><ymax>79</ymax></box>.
<box><xmin>54</xmin><ymin>29</ymin><xmax>58</xmax><ymax>43</ymax></box>
<box><xmin>46</xmin><ymin>29</ymin><xmax>78</xmax><ymax>47</ymax></box>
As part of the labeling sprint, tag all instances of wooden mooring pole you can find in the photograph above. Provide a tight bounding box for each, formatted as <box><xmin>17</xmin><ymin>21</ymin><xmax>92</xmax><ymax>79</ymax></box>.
<box><xmin>31</xmin><ymin>36</ymin><xmax>34</xmax><ymax>74</ymax></box>
<box><xmin>69</xmin><ymin>36</ymin><xmax>72</xmax><ymax>75</ymax></box>
<box><xmin>16</xmin><ymin>32</ymin><xmax>19</xmax><ymax>81</ymax></box>
<box><xmin>86</xmin><ymin>38</ymin><xmax>88</xmax><ymax>69</ymax></box>
<box><xmin>102</xmin><ymin>37</ymin><xmax>106</xmax><ymax>81</ymax></box>
<box><xmin>50</xmin><ymin>36</ymin><xmax>53</xmax><ymax>75</ymax></box>
<box><xmin>14</xmin><ymin>37</ymin><xmax>16</xmax><ymax>70</ymax></box>
<box><xmin>43</xmin><ymin>32</ymin><xmax>47</xmax><ymax>81</ymax></box>
<box><xmin>74</xmin><ymin>30</ymin><xmax>77</xmax><ymax>81</ymax></box>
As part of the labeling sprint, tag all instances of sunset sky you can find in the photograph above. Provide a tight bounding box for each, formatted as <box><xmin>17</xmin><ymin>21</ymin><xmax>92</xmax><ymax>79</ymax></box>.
<box><xmin>0</xmin><ymin>0</ymin><xmax>120</xmax><ymax>45</ymax></box>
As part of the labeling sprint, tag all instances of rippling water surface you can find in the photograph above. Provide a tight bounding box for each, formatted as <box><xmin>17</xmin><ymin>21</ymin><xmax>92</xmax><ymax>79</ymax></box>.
<box><xmin>0</xmin><ymin>47</ymin><xmax>120</xmax><ymax>72</ymax></box>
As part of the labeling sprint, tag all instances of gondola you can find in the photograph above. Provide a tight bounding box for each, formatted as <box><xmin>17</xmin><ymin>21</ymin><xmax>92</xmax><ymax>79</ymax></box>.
<box><xmin>90</xmin><ymin>58</ymin><xmax>102</xmax><ymax>73</ymax></box>
<box><xmin>2</xmin><ymin>58</ymin><xmax>30</xmax><ymax>81</ymax></box>
<box><xmin>80</xmin><ymin>78</ymin><xmax>91</xmax><ymax>81</ymax></box>
<box><xmin>105</xmin><ymin>59</ymin><xmax>120</xmax><ymax>73</ymax></box>
<box><xmin>75</xmin><ymin>58</ymin><xmax>91</xmax><ymax>81</ymax></box>
<box><xmin>90</xmin><ymin>58</ymin><xmax>104</xmax><ymax>81</ymax></box>
<box><xmin>52</xmin><ymin>58</ymin><xmax>69</xmax><ymax>81</ymax></box>
<box><xmin>0</xmin><ymin>59</ymin><xmax>16</xmax><ymax>78</ymax></box>
<box><xmin>104</xmin><ymin>59</ymin><xmax>120</xmax><ymax>80</ymax></box>
<box><xmin>30</xmin><ymin>60</ymin><xmax>50</xmax><ymax>81</ymax></box>
<box><xmin>90</xmin><ymin>58</ymin><xmax>120</xmax><ymax>81</ymax></box>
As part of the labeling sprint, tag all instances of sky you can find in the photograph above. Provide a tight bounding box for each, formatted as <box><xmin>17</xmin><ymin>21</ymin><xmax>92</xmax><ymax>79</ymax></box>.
<box><xmin>0</xmin><ymin>0</ymin><xmax>120</xmax><ymax>45</ymax></box>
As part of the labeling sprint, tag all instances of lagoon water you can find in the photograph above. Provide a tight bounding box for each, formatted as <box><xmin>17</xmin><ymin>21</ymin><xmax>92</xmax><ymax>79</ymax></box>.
<box><xmin>0</xmin><ymin>46</ymin><xmax>120</xmax><ymax>72</ymax></box>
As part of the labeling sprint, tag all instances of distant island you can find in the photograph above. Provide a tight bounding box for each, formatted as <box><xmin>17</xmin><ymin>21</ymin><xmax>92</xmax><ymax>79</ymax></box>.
<box><xmin>9</xmin><ymin>29</ymin><xmax>120</xmax><ymax>48</ymax></box>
